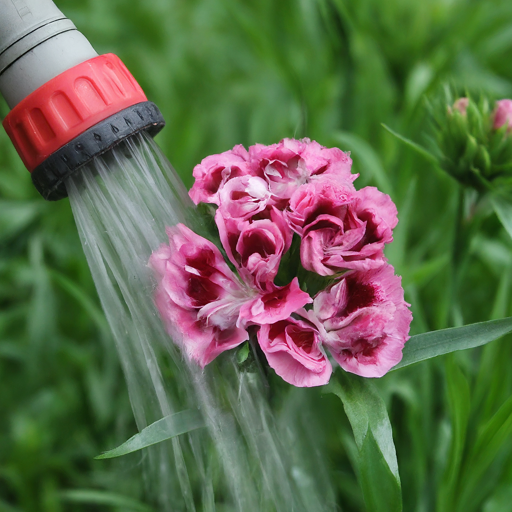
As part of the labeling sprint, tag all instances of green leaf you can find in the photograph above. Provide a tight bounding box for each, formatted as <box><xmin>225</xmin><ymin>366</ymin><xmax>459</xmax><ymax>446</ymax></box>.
<box><xmin>437</xmin><ymin>356</ymin><xmax>471</xmax><ymax>512</ymax></box>
<box><xmin>457</xmin><ymin>394</ymin><xmax>512</xmax><ymax>511</ymax></box>
<box><xmin>60</xmin><ymin>490</ymin><xmax>155</xmax><ymax>512</ymax></box>
<box><xmin>95</xmin><ymin>410</ymin><xmax>205</xmax><ymax>459</ymax></box>
<box><xmin>359</xmin><ymin>429</ymin><xmax>403</xmax><ymax>512</ymax></box>
<box><xmin>327</xmin><ymin>372</ymin><xmax>402</xmax><ymax>512</ymax></box>
<box><xmin>468</xmin><ymin>393</ymin><xmax>512</xmax><ymax>480</ymax></box>
<box><xmin>491</xmin><ymin>195</ymin><xmax>512</xmax><ymax>241</ymax></box>
<box><xmin>393</xmin><ymin>316</ymin><xmax>512</xmax><ymax>370</ymax></box>
<box><xmin>236</xmin><ymin>342</ymin><xmax>250</xmax><ymax>364</ymax></box>
<box><xmin>381</xmin><ymin>123</ymin><xmax>439</xmax><ymax>165</ymax></box>
<box><xmin>490</xmin><ymin>266</ymin><xmax>512</xmax><ymax>320</ymax></box>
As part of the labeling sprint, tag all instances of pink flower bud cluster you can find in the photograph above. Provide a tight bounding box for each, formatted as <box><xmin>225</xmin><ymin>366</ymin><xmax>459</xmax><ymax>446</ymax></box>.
<box><xmin>150</xmin><ymin>139</ymin><xmax>412</xmax><ymax>387</ymax></box>
<box><xmin>453</xmin><ymin>97</ymin><xmax>512</xmax><ymax>132</ymax></box>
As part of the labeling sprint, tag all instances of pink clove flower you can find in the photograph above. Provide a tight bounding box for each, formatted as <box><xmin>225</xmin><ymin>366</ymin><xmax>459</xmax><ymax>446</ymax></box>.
<box><xmin>149</xmin><ymin>223</ymin><xmax>254</xmax><ymax>367</ymax></box>
<box><xmin>312</xmin><ymin>264</ymin><xmax>411</xmax><ymax>378</ymax></box>
<box><xmin>257</xmin><ymin>317</ymin><xmax>332</xmax><ymax>387</ymax></box>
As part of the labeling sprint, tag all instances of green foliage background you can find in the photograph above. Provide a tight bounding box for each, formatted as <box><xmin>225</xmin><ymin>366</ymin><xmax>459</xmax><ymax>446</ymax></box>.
<box><xmin>2</xmin><ymin>0</ymin><xmax>512</xmax><ymax>510</ymax></box>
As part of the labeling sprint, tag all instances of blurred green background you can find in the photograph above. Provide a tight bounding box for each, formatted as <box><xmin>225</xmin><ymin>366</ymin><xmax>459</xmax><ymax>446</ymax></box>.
<box><xmin>2</xmin><ymin>0</ymin><xmax>512</xmax><ymax>510</ymax></box>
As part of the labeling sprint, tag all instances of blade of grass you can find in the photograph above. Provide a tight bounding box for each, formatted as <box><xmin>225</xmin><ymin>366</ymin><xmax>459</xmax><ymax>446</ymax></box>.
<box><xmin>492</xmin><ymin>195</ymin><xmax>512</xmax><ymax>241</ymax></box>
<box><xmin>381</xmin><ymin>123</ymin><xmax>439</xmax><ymax>165</ymax></box>
<box><xmin>393</xmin><ymin>316</ymin><xmax>512</xmax><ymax>370</ymax></box>
<box><xmin>60</xmin><ymin>490</ymin><xmax>155</xmax><ymax>512</ymax></box>
<box><xmin>458</xmin><ymin>394</ymin><xmax>512</xmax><ymax>512</ymax></box>
<box><xmin>473</xmin><ymin>268</ymin><xmax>512</xmax><ymax>417</ymax></box>
<box><xmin>95</xmin><ymin>409</ymin><xmax>205</xmax><ymax>459</ymax></box>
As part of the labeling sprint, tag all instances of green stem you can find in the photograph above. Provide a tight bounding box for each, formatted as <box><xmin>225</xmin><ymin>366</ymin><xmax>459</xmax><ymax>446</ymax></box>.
<box><xmin>449</xmin><ymin>186</ymin><xmax>465</xmax><ymax>327</ymax></box>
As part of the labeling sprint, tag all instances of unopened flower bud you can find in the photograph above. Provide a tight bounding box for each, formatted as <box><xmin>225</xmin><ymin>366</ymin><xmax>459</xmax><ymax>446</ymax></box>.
<box><xmin>429</xmin><ymin>91</ymin><xmax>512</xmax><ymax>194</ymax></box>
<box><xmin>493</xmin><ymin>99</ymin><xmax>512</xmax><ymax>131</ymax></box>
<box><xmin>452</xmin><ymin>97</ymin><xmax>469</xmax><ymax>115</ymax></box>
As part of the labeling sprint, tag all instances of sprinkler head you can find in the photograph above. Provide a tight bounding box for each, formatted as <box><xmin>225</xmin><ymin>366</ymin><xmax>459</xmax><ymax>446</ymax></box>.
<box><xmin>0</xmin><ymin>0</ymin><xmax>165</xmax><ymax>200</ymax></box>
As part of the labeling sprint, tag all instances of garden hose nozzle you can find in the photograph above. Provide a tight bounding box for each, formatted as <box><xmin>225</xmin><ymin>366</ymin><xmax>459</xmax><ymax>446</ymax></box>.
<box><xmin>0</xmin><ymin>0</ymin><xmax>165</xmax><ymax>200</ymax></box>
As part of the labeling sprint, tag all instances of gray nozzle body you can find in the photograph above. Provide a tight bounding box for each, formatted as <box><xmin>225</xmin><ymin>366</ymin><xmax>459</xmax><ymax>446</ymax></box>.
<box><xmin>0</xmin><ymin>0</ymin><xmax>97</xmax><ymax>108</ymax></box>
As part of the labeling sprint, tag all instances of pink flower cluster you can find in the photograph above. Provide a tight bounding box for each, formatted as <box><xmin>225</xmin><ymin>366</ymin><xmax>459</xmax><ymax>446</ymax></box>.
<box><xmin>150</xmin><ymin>138</ymin><xmax>412</xmax><ymax>387</ymax></box>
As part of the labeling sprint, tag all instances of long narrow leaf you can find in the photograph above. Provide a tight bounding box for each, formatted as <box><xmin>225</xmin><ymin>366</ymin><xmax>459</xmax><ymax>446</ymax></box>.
<box><xmin>457</xmin><ymin>394</ymin><xmax>512</xmax><ymax>512</ymax></box>
<box><xmin>95</xmin><ymin>409</ymin><xmax>205</xmax><ymax>459</ymax></box>
<box><xmin>437</xmin><ymin>356</ymin><xmax>471</xmax><ymax>512</ymax></box>
<box><xmin>381</xmin><ymin>123</ymin><xmax>439</xmax><ymax>164</ymax></box>
<box><xmin>492</xmin><ymin>195</ymin><xmax>512</xmax><ymax>241</ymax></box>
<box><xmin>393</xmin><ymin>316</ymin><xmax>512</xmax><ymax>370</ymax></box>
<box><xmin>60</xmin><ymin>490</ymin><xmax>155</xmax><ymax>512</ymax></box>
<box><xmin>359</xmin><ymin>429</ymin><xmax>402</xmax><ymax>512</ymax></box>
<box><xmin>468</xmin><ymin>393</ymin><xmax>512</xmax><ymax>478</ymax></box>
<box><xmin>328</xmin><ymin>372</ymin><xmax>402</xmax><ymax>512</ymax></box>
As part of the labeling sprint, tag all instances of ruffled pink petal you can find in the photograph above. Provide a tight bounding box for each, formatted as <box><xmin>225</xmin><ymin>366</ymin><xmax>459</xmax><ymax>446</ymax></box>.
<box><xmin>218</xmin><ymin>175</ymin><xmax>271</xmax><ymax>221</ymax></box>
<box><xmin>258</xmin><ymin>318</ymin><xmax>332</xmax><ymax>387</ymax></box>
<box><xmin>355</xmin><ymin>186</ymin><xmax>398</xmax><ymax>232</ymax></box>
<box><xmin>215</xmin><ymin>212</ymin><xmax>246</xmax><ymax>268</ymax></box>
<box><xmin>149</xmin><ymin>223</ymin><xmax>254</xmax><ymax>367</ymax></box>
<box><xmin>235</xmin><ymin>219</ymin><xmax>285</xmax><ymax>284</ymax></box>
<box><xmin>216</xmin><ymin>207</ymin><xmax>292</xmax><ymax>287</ymax></box>
<box><xmin>287</xmin><ymin>178</ymin><xmax>354</xmax><ymax>235</ymax></box>
<box><xmin>200</xmin><ymin>323</ymin><xmax>250</xmax><ymax>367</ymax></box>
<box><xmin>302</xmin><ymin>140</ymin><xmax>354</xmax><ymax>181</ymax></box>
<box><xmin>300</xmin><ymin>214</ymin><xmax>365</xmax><ymax>275</ymax></box>
<box><xmin>248</xmin><ymin>138</ymin><xmax>357</xmax><ymax>204</ymax></box>
<box><xmin>296</xmin><ymin>184</ymin><xmax>398</xmax><ymax>273</ymax></box>
<box><xmin>313</xmin><ymin>264</ymin><xmax>412</xmax><ymax>378</ymax></box>
<box><xmin>327</xmin><ymin>311</ymin><xmax>405</xmax><ymax>378</ymax></box>
<box><xmin>189</xmin><ymin>145</ymin><xmax>250</xmax><ymax>205</ymax></box>
<box><xmin>239</xmin><ymin>278</ymin><xmax>312</xmax><ymax>325</ymax></box>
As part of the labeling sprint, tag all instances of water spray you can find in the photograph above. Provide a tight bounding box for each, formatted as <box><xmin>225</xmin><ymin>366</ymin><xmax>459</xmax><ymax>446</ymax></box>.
<box><xmin>0</xmin><ymin>1</ymin><xmax>334</xmax><ymax>510</ymax></box>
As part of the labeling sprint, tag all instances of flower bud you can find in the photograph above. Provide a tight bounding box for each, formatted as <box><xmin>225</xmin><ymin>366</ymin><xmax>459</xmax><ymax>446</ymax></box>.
<box><xmin>493</xmin><ymin>99</ymin><xmax>512</xmax><ymax>131</ymax></box>
<box><xmin>429</xmin><ymin>91</ymin><xmax>512</xmax><ymax>194</ymax></box>
<box><xmin>452</xmin><ymin>97</ymin><xmax>469</xmax><ymax>115</ymax></box>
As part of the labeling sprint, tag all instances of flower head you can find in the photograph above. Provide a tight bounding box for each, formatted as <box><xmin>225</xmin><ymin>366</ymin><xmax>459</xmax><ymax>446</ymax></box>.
<box><xmin>296</xmin><ymin>184</ymin><xmax>397</xmax><ymax>275</ymax></box>
<box><xmin>153</xmin><ymin>138</ymin><xmax>411</xmax><ymax>386</ymax></box>
<box><xmin>149</xmin><ymin>224</ymin><xmax>253</xmax><ymax>367</ymax></box>
<box><xmin>189</xmin><ymin>145</ymin><xmax>250</xmax><ymax>205</ymax></box>
<box><xmin>257</xmin><ymin>317</ymin><xmax>332</xmax><ymax>387</ymax></box>
<box><xmin>248</xmin><ymin>138</ymin><xmax>355</xmax><ymax>204</ymax></box>
<box><xmin>313</xmin><ymin>264</ymin><xmax>411</xmax><ymax>377</ymax></box>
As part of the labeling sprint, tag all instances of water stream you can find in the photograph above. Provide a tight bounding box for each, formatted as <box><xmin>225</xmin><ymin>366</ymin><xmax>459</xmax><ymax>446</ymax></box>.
<box><xmin>65</xmin><ymin>132</ymin><xmax>335</xmax><ymax>511</ymax></box>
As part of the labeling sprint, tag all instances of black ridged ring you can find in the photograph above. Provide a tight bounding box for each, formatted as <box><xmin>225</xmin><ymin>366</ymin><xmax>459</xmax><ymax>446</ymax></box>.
<box><xmin>31</xmin><ymin>101</ymin><xmax>165</xmax><ymax>201</ymax></box>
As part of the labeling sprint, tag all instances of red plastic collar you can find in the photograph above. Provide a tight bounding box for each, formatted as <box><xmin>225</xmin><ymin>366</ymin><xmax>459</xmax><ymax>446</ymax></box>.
<box><xmin>2</xmin><ymin>54</ymin><xmax>147</xmax><ymax>172</ymax></box>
